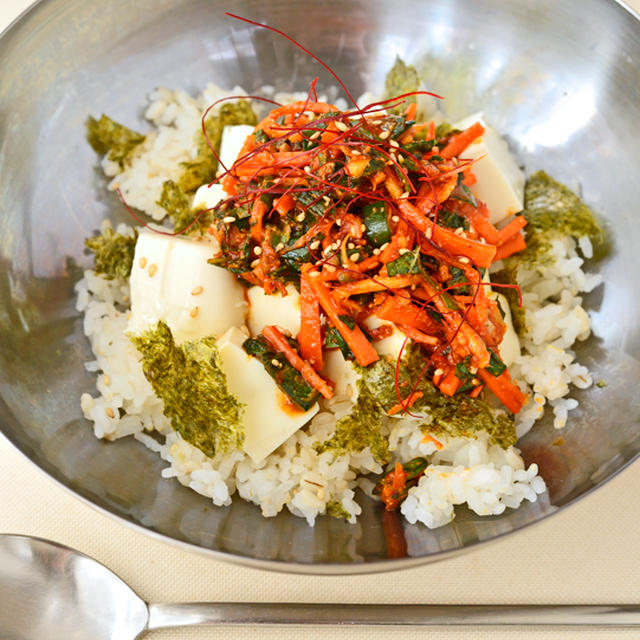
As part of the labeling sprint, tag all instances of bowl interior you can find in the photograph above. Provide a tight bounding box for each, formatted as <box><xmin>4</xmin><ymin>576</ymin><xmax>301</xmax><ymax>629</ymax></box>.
<box><xmin>1</xmin><ymin>0</ymin><xmax>640</xmax><ymax>572</ymax></box>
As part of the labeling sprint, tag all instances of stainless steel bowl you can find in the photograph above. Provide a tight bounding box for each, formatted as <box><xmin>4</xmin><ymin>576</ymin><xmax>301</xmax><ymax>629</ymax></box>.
<box><xmin>1</xmin><ymin>0</ymin><xmax>639</xmax><ymax>573</ymax></box>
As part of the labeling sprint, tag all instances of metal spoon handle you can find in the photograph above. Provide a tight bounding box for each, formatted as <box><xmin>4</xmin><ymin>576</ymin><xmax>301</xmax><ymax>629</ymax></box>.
<box><xmin>147</xmin><ymin>603</ymin><xmax>640</xmax><ymax>629</ymax></box>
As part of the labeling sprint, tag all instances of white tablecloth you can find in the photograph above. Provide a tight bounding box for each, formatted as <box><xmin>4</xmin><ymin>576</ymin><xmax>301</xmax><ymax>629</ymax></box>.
<box><xmin>2</xmin><ymin>1</ymin><xmax>640</xmax><ymax>638</ymax></box>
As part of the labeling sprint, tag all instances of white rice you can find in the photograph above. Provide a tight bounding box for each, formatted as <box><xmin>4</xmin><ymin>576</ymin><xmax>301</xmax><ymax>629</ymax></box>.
<box><xmin>77</xmin><ymin>85</ymin><xmax>601</xmax><ymax>528</ymax></box>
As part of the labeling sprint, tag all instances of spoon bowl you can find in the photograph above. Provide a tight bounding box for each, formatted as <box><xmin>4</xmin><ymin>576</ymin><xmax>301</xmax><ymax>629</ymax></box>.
<box><xmin>0</xmin><ymin>535</ymin><xmax>148</xmax><ymax>640</ymax></box>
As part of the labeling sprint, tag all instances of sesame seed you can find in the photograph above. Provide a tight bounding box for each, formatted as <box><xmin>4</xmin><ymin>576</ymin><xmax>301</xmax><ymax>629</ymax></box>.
<box><xmin>398</xmin><ymin>155</ymin><xmax>405</xmax><ymax>164</ymax></box>
<box><xmin>296</xmin><ymin>212</ymin><xmax>306</xmax><ymax>222</ymax></box>
<box><xmin>391</xmin><ymin>215</ymin><xmax>399</xmax><ymax>222</ymax></box>
<box><xmin>389</xmin><ymin>139</ymin><xmax>399</xmax><ymax>148</ymax></box>
<box><xmin>379</xmin><ymin>242</ymin><xmax>389</xmax><ymax>251</ymax></box>
<box><xmin>148</xmin><ymin>264</ymin><xmax>158</xmax><ymax>277</ymax></box>
<box><xmin>273</xmin><ymin>177</ymin><xmax>281</xmax><ymax>184</ymax></box>
<box><xmin>190</xmin><ymin>306</ymin><xmax>199</xmax><ymax>318</ymax></box>
<box><xmin>335</xmin><ymin>121</ymin><xmax>348</xmax><ymax>132</ymax></box>
<box><xmin>347</xmin><ymin>242</ymin><xmax>355</xmax><ymax>250</ymax></box>
<box><xmin>322</xmin><ymin>196</ymin><xmax>331</xmax><ymax>205</ymax></box>
<box><xmin>105</xmin><ymin>407</ymin><xmax>115</xmax><ymax>419</ymax></box>
<box><xmin>103</xmin><ymin>374</ymin><xmax>110</xmax><ymax>386</ymax></box>
<box><xmin>309</xmin><ymin>240</ymin><xmax>320</xmax><ymax>250</ymax></box>
<box><xmin>434</xmin><ymin>368</ymin><xmax>444</xmax><ymax>377</ymax></box>
<box><xmin>275</xmin><ymin>243</ymin><xmax>285</xmax><ymax>252</ymax></box>
<box><xmin>309</xmin><ymin>131</ymin><xmax>321</xmax><ymax>140</ymax></box>
<box><xmin>379</xmin><ymin>130</ymin><xmax>390</xmax><ymax>140</ymax></box>
<box><xmin>253</xmin><ymin>246</ymin><xmax>262</xmax><ymax>255</ymax></box>
<box><xmin>454</xmin><ymin>227</ymin><xmax>465</xmax><ymax>235</ymax></box>
<box><xmin>373</xmin><ymin>248</ymin><xmax>381</xmax><ymax>255</ymax></box>
<box><xmin>303</xmin><ymin>110</ymin><xmax>315</xmax><ymax>119</ymax></box>
<box><xmin>458</xmin><ymin>256</ymin><xmax>470</xmax><ymax>263</ymax></box>
<box><xmin>351</xmin><ymin>253</ymin><xmax>360</xmax><ymax>262</ymax></box>
<box><xmin>250</xmin><ymin>258</ymin><xmax>260</xmax><ymax>268</ymax></box>
<box><xmin>138</xmin><ymin>257</ymin><xmax>147</xmax><ymax>269</ymax></box>
<box><xmin>479</xmin><ymin>236</ymin><xmax>486</xmax><ymax>244</ymax></box>
<box><xmin>360</xmin><ymin>224</ymin><xmax>366</xmax><ymax>232</ymax></box>
<box><xmin>191</xmin><ymin>286</ymin><xmax>204</xmax><ymax>296</ymax></box>
<box><xmin>398</xmin><ymin>248</ymin><xmax>411</xmax><ymax>255</ymax></box>
<box><xmin>425</xmin><ymin>227</ymin><xmax>433</xmax><ymax>239</ymax></box>
<box><xmin>472</xmin><ymin>378</ymin><xmax>480</xmax><ymax>386</ymax></box>
<box><xmin>351</xmin><ymin>148</ymin><xmax>361</xmax><ymax>156</ymax></box>
<box><xmin>324</xmin><ymin>264</ymin><xmax>336</xmax><ymax>273</ymax></box>
<box><xmin>271</xmin><ymin>358</ymin><xmax>282</xmax><ymax>368</ymax></box>
<box><xmin>308</xmin><ymin>270</ymin><xmax>321</xmax><ymax>277</ymax></box>
<box><xmin>303</xmin><ymin>165</ymin><xmax>311</xmax><ymax>174</ymax></box>
<box><xmin>400</xmin><ymin>191</ymin><xmax>409</xmax><ymax>199</ymax></box>
<box><xmin>222</xmin><ymin>216</ymin><xmax>235</xmax><ymax>223</ymax></box>
<box><xmin>389</xmin><ymin>152</ymin><xmax>397</xmax><ymax>163</ymax></box>
<box><xmin>335</xmin><ymin>218</ymin><xmax>342</xmax><ymax>227</ymax></box>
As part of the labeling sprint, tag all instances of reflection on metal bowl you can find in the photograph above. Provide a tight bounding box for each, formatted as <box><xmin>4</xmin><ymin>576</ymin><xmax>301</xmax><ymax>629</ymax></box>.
<box><xmin>0</xmin><ymin>0</ymin><xmax>639</xmax><ymax>573</ymax></box>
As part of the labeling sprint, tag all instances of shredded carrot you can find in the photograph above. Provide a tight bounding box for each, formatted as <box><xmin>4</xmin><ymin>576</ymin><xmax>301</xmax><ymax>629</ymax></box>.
<box><xmin>478</xmin><ymin>368</ymin><xmax>526</xmax><ymax>414</ymax></box>
<box><xmin>441</xmin><ymin>122</ymin><xmax>484</xmax><ymax>159</ymax></box>
<box><xmin>388</xmin><ymin>391</ymin><xmax>423</xmax><ymax>416</ymax></box>
<box><xmin>421</xmin><ymin>433</ymin><xmax>444</xmax><ymax>450</ymax></box>
<box><xmin>497</xmin><ymin>215</ymin><xmax>527</xmax><ymax>245</ymax></box>
<box><xmin>306</xmin><ymin>274</ymin><xmax>379</xmax><ymax>367</ymax></box>
<box><xmin>299</xmin><ymin>266</ymin><xmax>324</xmax><ymax>371</ymax></box>
<box><xmin>379</xmin><ymin>462</ymin><xmax>407</xmax><ymax>511</ymax></box>
<box><xmin>493</xmin><ymin>233</ymin><xmax>527</xmax><ymax>262</ymax></box>
<box><xmin>261</xmin><ymin>325</ymin><xmax>334</xmax><ymax>399</ymax></box>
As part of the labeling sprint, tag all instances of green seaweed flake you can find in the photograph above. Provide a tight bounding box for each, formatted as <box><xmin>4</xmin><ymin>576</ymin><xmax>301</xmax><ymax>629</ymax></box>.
<box><xmin>519</xmin><ymin>170</ymin><xmax>604</xmax><ymax>266</ymax></box>
<box><xmin>361</xmin><ymin>349</ymin><xmax>517</xmax><ymax>450</ymax></box>
<box><xmin>315</xmin><ymin>378</ymin><xmax>389</xmax><ymax>464</ymax></box>
<box><xmin>383</xmin><ymin>57</ymin><xmax>420</xmax><ymax>115</ymax></box>
<box><xmin>326</xmin><ymin>501</ymin><xmax>351</xmax><ymax>521</ymax></box>
<box><xmin>157</xmin><ymin>180</ymin><xmax>212</xmax><ymax>234</ymax></box>
<box><xmin>85</xmin><ymin>227</ymin><xmax>138</xmax><ymax>280</ymax></box>
<box><xmin>86</xmin><ymin>114</ymin><xmax>145</xmax><ymax>168</ymax></box>
<box><xmin>130</xmin><ymin>321</ymin><xmax>243</xmax><ymax>458</ymax></box>
<box><xmin>177</xmin><ymin>101</ymin><xmax>257</xmax><ymax>194</ymax></box>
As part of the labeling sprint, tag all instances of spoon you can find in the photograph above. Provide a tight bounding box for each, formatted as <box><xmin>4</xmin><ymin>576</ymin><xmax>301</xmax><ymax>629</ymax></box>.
<box><xmin>2</xmin><ymin>533</ymin><xmax>640</xmax><ymax>638</ymax></box>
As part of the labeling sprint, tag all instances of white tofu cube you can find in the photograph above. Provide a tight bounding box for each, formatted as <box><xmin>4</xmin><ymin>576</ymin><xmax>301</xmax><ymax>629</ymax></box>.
<box><xmin>363</xmin><ymin>315</ymin><xmax>410</xmax><ymax>360</ymax></box>
<box><xmin>452</xmin><ymin>113</ymin><xmax>525</xmax><ymax>225</ymax></box>
<box><xmin>128</xmin><ymin>232</ymin><xmax>247</xmax><ymax>343</ymax></box>
<box><xmin>322</xmin><ymin>349</ymin><xmax>360</xmax><ymax>401</ymax></box>
<box><xmin>192</xmin><ymin>182</ymin><xmax>226</xmax><ymax>212</ymax></box>
<box><xmin>218</xmin><ymin>124</ymin><xmax>254</xmax><ymax>175</ymax></box>
<box><xmin>247</xmin><ymin>284</ymin><xmax>301</xmax><ymax>337</ymax></box>
<box><xmin>217</xmin><ymin>327</ymin><xmax>319</xmax><ymax>463</ymax></box>
<box><xmin>494</xmin><ymin>292</ymin><xmax>521</xmax><ymax>367</ymax></box>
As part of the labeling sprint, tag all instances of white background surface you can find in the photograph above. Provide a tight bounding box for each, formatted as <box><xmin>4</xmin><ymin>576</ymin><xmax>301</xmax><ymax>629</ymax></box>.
<box><xmin>2</xmin><ymin>1</ymin><xmax>640</xmax><ymax>638</ymax></box>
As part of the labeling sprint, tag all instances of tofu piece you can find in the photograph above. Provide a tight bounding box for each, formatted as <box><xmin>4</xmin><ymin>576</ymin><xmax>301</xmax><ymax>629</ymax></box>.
<box><xmin>128</xmin><ymin>232</ymin><xmax>246</xmax><ymax>343</ymax></box>
<box><xmin>192</xmin><ymin>124</ymin><xmax>254</xmax><ymax>210</ymax></box>
<box><xmin>218</xmin><ymin>124</ymin><xmax>254</xmax><ymax>174</ymax></box>
<box><xmin>495</xmin><ymin>293</ymin><xmax>521</xmax><ymax>367</ymax></box>
<box><xmin>217</xmin><ymin>327</ymin><xmax>319</xmax><ymax>463</ymax></box>
<box><xmin>362</xmin><ymin>315</ymin><xmax>410</xmax><ymax>360</ymax></box>
<box><xmin>192</xmin><ymin>182</ymin><xmax>226</xmax><ymax>211</ymax></box>
<box><xmin>247</xmin><ymin>285</ymin><xmax>301</xmax><ymax>337</ymax></box>
<box><xmin>322</xmin><ymin>349</ymin><xmax>360</xmax><ymax>401</ymax></box>
<box><xmin>452</xmin><ymin>113</ymin><xmax>525</xmax><ymax>225</ymax></box>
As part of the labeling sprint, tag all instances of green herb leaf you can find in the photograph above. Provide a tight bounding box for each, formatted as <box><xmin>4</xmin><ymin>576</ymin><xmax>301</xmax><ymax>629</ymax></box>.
<box><xmin>486</xmin><ymin>350</ymin><xmax>507</xmax><ymax>377</ymax></box>
<box><xmin>386</xmin><ymin>248</ymin><xmax>423</xmax><ymax>276</ymax></box>
<box><xmin>361</xmin><ymin>202</ymin><xmax>391</xmax><ymax>247</ymax></box>
<box><xmin>242</xmin><ymin>336</ymin><xmax>319</xmax><ymax>411</ymax></box>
